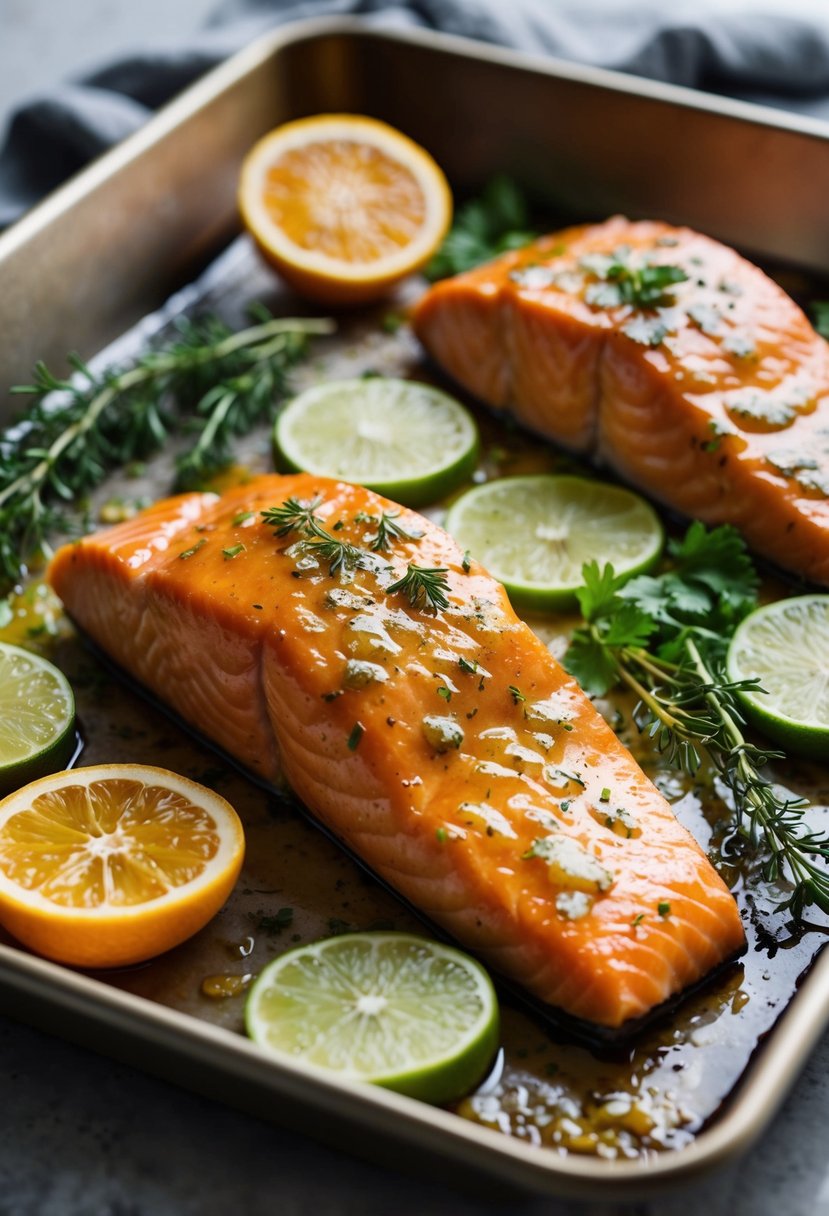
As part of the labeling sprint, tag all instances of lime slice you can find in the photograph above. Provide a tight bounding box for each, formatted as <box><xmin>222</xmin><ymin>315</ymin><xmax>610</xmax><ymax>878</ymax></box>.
<box><xmin>444</xmin><ymin>474</ymin><xmax>663</xmax><ymax>611</ymax></box>
<box><xmin>0</xmin><ymin>642</ymin><xmax>76</xmax><ymax>796</ymax></box>
<box><xmin>245</xmin><ymin>931</ymin><xmax>499</xmax><ymax>1104</ymax></box>
<box><xmin>727</xmin><ymin>595</ymin><xmax>829</xmax><ymax>760</ymax></box>
<box><xmin>273</xmin><ymin>378</ymin><xmax>479</xmax><ymax>507</ymax></box>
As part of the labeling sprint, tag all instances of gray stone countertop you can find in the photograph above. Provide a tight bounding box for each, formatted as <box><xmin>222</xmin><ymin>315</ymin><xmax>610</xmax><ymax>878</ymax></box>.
<box><xmin>2</xmin><ymin>3</ymin><xmax>829</xmax><ymax>1213</ymax></box>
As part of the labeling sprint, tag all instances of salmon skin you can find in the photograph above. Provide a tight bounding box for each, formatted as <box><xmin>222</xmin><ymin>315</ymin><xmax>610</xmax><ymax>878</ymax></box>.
<box><xmin>413</xmin><ymin>216</ymin><xmax>829</xmax><ymax>585</ymax></box>
<box><xmin>49</xmin><ymin>474</ymin><xmax>744</xmax><ymax>1028</ymax></box>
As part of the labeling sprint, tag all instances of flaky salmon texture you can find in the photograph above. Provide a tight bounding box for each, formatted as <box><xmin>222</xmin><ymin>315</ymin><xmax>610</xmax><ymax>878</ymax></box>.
<box><xmin>413</xmin><ymin>216</ymin><xmax>829</xmax><ymax>585</ymax></box>
<box><xmin>49</xmin><ymin>474</ymin><xmax>744</xmax><ymax>1029</ymax></box>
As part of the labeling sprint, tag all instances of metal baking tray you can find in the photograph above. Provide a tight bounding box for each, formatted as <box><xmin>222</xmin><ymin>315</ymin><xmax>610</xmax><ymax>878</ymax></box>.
<box><xmin>3</xmin><ymin>17</ymin><xmax>829</xmax><ymax>1200</ymax></box>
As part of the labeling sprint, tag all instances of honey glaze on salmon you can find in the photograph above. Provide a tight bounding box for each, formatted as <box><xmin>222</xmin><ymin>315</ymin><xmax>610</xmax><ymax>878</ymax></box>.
<box><xmin>48</xmin><ymin>474</ymin><xmax>745</xmax><ymax>1028</ymax></box>
<box><xmin>413</xmin><ymin>217</ymin><xmax>829</xmax><ymax>585</ymax></box>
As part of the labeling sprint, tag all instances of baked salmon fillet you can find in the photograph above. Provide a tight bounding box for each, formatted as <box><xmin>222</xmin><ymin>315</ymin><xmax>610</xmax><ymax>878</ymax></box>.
<box><xmin>49</xmin><ymin>473</ymin><xmax>744</xmax><ymax>1028</ymax></box>
<box><xmin>413</xmin><ymin>216</ymin><xmax>829</xmax><ymax>584</ymax></box>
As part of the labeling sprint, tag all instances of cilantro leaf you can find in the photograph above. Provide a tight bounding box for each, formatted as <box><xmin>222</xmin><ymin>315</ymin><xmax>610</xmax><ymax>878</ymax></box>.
<box><xmin>563</xmin><ymin>629</ymin><xmax>619</xmax><ymax>696</ymax></box>
<box><xmin>600</xmin><ymin>602</ymin><xmax>658</xmax><ymax>649</ymax></box>
<box><xmin>576</xmin><ymin>561</ymin><xmax>628</xmax><ymax>621</ymax></box>
<box><xmin>669</xmin><ymin>521</ymin><xmax>758</xmax><ymax>609</ymax></box>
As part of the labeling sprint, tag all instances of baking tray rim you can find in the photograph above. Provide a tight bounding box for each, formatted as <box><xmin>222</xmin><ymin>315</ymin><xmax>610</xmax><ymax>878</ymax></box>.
<box><xmin>5</xmin><ymin>12</ymin><xmax>829</xmax><ymax>266</ymax></box>
<box><xmin>4</xmin><ymin>936</ymin><xmax>829</xmax><ymax>1198</ymax></box>
<box><xmin>1</xmin><ymin>14</ymin><xmax>829</xmax><ymax>1196</ymax></box>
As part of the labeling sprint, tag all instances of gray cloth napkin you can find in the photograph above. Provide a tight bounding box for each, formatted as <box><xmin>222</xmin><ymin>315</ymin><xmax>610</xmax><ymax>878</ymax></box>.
<box><xmin>3</xmin><ymin>0</ymin><xmax>829</xmax><ymax>230</ymax></box>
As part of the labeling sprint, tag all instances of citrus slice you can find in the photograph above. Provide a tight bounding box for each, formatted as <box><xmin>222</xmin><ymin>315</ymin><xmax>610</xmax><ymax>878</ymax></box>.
<box><xmin>444</xmin><ymin>475</ymin><xmax>664</xmax><ymax>611</ymax></box>
<box><xmin>238</xmin><ymin>114</ymin><xmax>452</xmax><ymax>305</ymax></box>
<box><xmin>0</xmin><ymin>642</ymin><xmax>76</xmax><ymax>797</ymax></box>
<box><xmin>245</xmin><ymin>932</ymin><xmax>499</xmax><ymax>1104</ymax></box>
<box><xmin>274</xmin><ymin>377</ymin><xmax>478</xmax><ymax>506</ymax></box>
<box><xmin>0</xmin><ymin>764</ymin><xmax>245</xmax><ymax>968</ymax></box>
<box><xmin>726</xmin><ymin>595</ymin><xmax>829</xmax><ymax>760</ymax></box>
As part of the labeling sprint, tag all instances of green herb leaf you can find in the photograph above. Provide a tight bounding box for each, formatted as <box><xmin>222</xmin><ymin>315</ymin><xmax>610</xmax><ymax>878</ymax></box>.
<box><xmin>426</xmin><ymin>176</ymin><xmax>535</xmax><ymax>280</ymax></box>
<box><xmin>0</xmin><ymin>314</ymin><xmax>333</xmax><ymax>594</ymax></box>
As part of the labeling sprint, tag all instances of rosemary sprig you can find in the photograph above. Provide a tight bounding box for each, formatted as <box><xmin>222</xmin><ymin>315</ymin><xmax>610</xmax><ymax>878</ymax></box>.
<box><xmin>564</xmin><ymin>525</ymin><xmax>829</xmax><ymax>917</ymax></box>
<box><xmin>0</xmin><ymin>313</ymin><xmax>333</xmax><ymax>590</ymax></box>
<box><xmin>387</xmin><ymin>563</ymin><xmax>450</xmax><ymax>613</ymax></box>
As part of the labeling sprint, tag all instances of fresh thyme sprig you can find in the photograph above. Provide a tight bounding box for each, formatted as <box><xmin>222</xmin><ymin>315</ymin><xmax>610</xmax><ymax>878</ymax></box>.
<box><xmin>387</xmin><ymin>563</ymin><xmax>450</xmax><ymax>613</ymax></box>
<box><xmin>261</xmin><ymin>496</ymin><xmax>365</xmax><ymax>577</ymax></box>
<box><xmin>365</xmin><ymin>510</ymin><xmax>424</xmax><ymax>552</ymax></box>
<box><xmin>0</xmin><ymin>313</ymin><xmax>333</xmax><ymax>590</ymax></box>
<box><xmin>260</xmin><ymin>497</ymin><xmax>323</xmax><ymax>536</ymax></box>
<box><xmin>563</xmin><ymin>523</ymin><xmax>829</xmax><ymax>917</ymax></box>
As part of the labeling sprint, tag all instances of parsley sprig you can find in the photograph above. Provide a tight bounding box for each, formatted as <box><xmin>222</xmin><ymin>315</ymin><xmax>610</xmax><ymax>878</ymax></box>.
<box><xmin>564</xmin><ymin>522</ymin><xmax>829</xmax><ymax>918</ymax></box>
<box><xmin>0</xmin><ymin>313</ymin><xmax>332</xmax><ymax>591</ymax></box>
<box><xmin>426</xmin><ymin>176</ymin><xmax>535</xmax><ymax>280</ymax></box>
<box><xmin>580</xmin><ymin>249</ymin><xmax>688</xmax><ymax>309</ymax></box>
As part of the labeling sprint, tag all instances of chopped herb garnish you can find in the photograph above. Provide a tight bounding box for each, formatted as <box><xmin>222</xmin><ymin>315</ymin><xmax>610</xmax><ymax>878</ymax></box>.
<box><xmin>658</xmin><ymin>901</ymin><xmax>672</xmax><ymax>918</ymax></box>
<box><xmin>327</xmin><ymin>917</ymin><xmax>353</xmax><ymax>936</ymax></box>
<box><xmin>255</xmin><ymin>907</ymin><xmax>294</xmax><ymax>935</ymax></box>
<box><xmin>222</xmin><ymin>543</ymin><xmax>245</xmax><ymax>560</ymax></box>
<box><xmin>580</xmin><ymin>249</ymin><xmax>688</xmax><ymax>309</ymax></box>
<box><xmin>461</xmin><ymin>550</ymin><xmax>472</xmax><ymax>574</ymax></box>
<box><xmin>232</xmin><ymin>510</ymin><xmax>254</xmax><ymax>526</ymax></box>
<box><xmin>387</xmin><ymin>563</ymin><xmax>450</xmax><ymax>613</ymax></box>
<box><xmin>556</xmin><ymin>769</ymin><xmax>584</xmax><ymax>787</ymax></box>
<box><xmin>599</xmin><ymin>787</ymin><xmax>611</xmax><ymax>803</ymax></box>
<box><xmin>632</xmin><ymin>913</ymin><xmax>645</xmax><ymax>929</ymax></box>
<box><xmin>347</xmin><ymin>722</ymin><xmax>365</xmax><ymax>751</ymax></box>
<box><xmin>508</xmin><ymin>685</ymin><xmax>526</xmax><ymax>704</ymax></box>
<box><xmin>458</xmin><ymin>657</ymin><xmax>478</xmax><ymax>674</ymax></box>
<box><xmin>252</xmin><ymin>603</ymin><xmax>263</xmax><ymax>610</ymax></box>
<box><xmin>179</xmin><ymin>538</ymin><xmax>207</xmax><ymax>560</ymax></box>
<box><xmin>437</xmin><ymin>686</ymin><xmax>452</xmax><ymax>702</ymax></box>
<box><xmin>435</xmin><ymin>827</ymin><xmax>448</xmax><ymax>843</ymax></box>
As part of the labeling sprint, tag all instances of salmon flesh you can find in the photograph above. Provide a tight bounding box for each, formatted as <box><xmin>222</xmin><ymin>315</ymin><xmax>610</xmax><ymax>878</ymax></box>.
<box><xmin>49</xmin><ymin>474</ymin><xmax>745</xmax><ymax>1028</ymax></box>
<box><xmin>413</xmin><ymin>217</ymin><xmax>829</xmax><ymax>584</ymax></box>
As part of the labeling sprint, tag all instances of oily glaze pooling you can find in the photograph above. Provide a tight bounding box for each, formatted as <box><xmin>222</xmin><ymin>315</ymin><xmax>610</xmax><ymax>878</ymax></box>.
<box><xmin>413</xmin><ymin>217</ymin><xmax>829</xmax><ymax>584</ymax></box>
<box><xmin>48</xmin><ymin>473</ymin><xmax>744</xmax><ymax>1027</ymax></box>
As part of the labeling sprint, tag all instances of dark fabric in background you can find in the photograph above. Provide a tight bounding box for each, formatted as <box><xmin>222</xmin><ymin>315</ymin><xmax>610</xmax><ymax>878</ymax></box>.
<box><xmin>3</xmin><ymin>0</ymin><xmax>829</xmax><ymax>229</ymax></box>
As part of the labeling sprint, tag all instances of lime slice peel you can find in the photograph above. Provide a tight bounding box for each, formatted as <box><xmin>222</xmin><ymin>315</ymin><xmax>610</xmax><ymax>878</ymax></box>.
<box><xmin>0</xmin><ymin>642</ymin><xmax>76</xmax><ymax>796</ymax></box>
<box><xmin>727</xmin><ymin>594</ymin><xmax>829</xmax><ymax>760</ymax></box>
<box><xmin>246</xmin><ymin>931</ymin><xmax>499</xmax><ymax>1105</ymax></box>
<box><xmin>274</xmin><ymin>378</ymin><xmax>479</xmax><ymax>507</ymax></box>
<box><xmin>445</xmin><ymin>474</ymin><xmax>664</xmax><ymax>612</ymax></box>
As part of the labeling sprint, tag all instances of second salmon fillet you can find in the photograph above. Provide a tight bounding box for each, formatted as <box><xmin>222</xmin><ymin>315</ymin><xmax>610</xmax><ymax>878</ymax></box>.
<box><xmin>49</xmin><ymin>474</ymin><xmax>744</xmax><ymax>1028</ymax></box>
<box><xmin>413</xmin><ymin>217</ymin><xmax>829</xmax><ymax>585</ymax></box>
